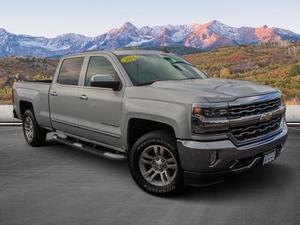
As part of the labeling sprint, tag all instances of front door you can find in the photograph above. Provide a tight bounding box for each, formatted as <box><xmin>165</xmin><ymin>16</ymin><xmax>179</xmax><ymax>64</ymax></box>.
<box><xmin>75</xmin><ymin>55</ymin><xmax>124</xmax><ymax>149</ymax></box>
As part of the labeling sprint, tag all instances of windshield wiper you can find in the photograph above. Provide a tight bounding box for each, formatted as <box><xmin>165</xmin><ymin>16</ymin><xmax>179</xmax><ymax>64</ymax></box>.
<box><xmin>182</xmin><ymin>77</ymin><xmax>199</xmax><ymax>80</ymax></box>
<box><xmin>172</xmin><ymin>61</ymin><xmax>195</xmax><ymax>67</ymax></box>
<box><xmin>135</xmin><ymin>81</ymin><xmax>156</xmax><ymax>86</ymax></box>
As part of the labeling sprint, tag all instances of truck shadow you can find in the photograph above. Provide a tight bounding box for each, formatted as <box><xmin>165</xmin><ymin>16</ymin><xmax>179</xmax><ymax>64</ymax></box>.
<box><xmin>43</xmin><ymin>137</ymin><xmax>294</xmax><ymax>200</ymax></box>
<box><xmin>179</xmin><ymin>163</ymin><xmax>294</xmax><ymax>201</ymax></box>
<box><xmin>43</xmin><ymin>138</ymin><xmax>129</xmax><ymax>172</ymax></box>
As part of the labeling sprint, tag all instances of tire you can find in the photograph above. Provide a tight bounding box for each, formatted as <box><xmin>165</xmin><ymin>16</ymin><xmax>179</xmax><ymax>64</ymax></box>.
<box><xmin>22</xmin><ymin>110</ymin><xmax>47</xmax><ymax>146</ymax></box>
<box><xmin>129</xmin><ymin>130</ymin><xmax>184</xmax><ymax>196</ymax></box>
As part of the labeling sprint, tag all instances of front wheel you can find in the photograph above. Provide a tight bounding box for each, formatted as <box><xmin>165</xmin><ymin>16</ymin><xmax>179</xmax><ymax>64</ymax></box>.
<box><xmin>128</xmin><ymin>130</ymin><xmax>184</xmax><ymax>196</ymax></box>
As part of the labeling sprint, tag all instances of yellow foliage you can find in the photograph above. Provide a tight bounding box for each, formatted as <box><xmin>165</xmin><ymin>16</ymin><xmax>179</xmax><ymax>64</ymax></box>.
<box><xmin>220</xmin><ymin>67</ymin><xmax>231</xmax><ymax>77</ymax></box>
<box><xmin>292</xmin><ymin>75</ymin><xmax>300</xmax><ymax>83</ymax></box>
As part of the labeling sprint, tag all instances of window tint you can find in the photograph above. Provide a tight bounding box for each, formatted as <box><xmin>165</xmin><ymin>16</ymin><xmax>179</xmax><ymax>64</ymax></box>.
<box><xmin>57</xmin><ymin>57</ymin><xmax>84</xmax><ymax>85</ymax></box>
<box><xmin>85</xmin><ymin>56</ymin><xmax>119</xmax><ymax>86</ymax></box>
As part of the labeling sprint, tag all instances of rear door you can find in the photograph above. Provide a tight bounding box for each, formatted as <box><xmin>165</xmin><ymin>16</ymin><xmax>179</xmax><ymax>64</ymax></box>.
<box><xmin>75</xmin><ymin>55</ymin><xmax>124</xmax><ymax>149</ymax></box>
<box><xmin>49</xmin><ymin>56</ymin><xmax>85</xmax><ymax>134</ymax></box>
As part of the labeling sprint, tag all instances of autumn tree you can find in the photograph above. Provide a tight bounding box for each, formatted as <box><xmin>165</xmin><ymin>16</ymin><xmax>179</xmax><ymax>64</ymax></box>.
<box><xmin>220</xmin><ymin>67</ymin><xmax>231</xmax><ymax>78</ymax></box>
<box><xmin>288</xmin><ymin>65</ymin><xmax>300</xmax><ymax>77</ymax></box>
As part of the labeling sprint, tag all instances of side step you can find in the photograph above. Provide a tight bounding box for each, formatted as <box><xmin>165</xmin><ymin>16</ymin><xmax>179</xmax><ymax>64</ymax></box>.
<box><xmin>53</xmin><ymin>134</ymin><xmax>126</xmax><ymax>161</ymax></box>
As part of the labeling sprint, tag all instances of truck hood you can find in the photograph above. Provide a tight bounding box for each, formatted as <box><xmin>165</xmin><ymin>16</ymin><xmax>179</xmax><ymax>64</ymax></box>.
<box><xmin>149</xmin><ymin>78</ymin><xmax>278</xmax><ymax>103</ymax></box>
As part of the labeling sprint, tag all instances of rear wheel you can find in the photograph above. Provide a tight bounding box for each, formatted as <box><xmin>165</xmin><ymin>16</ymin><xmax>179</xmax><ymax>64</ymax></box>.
<box><xmin>129</xmin><ymin>130</ymin><xmax>184</xmax><ymax>196</ymax></box>
<box><xmin>22</xmin><ymin>110</ymin><xmax>47</xmax><ymax>146</ymax></box>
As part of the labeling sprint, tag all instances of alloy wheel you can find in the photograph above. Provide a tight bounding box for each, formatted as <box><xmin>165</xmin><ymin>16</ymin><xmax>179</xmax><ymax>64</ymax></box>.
<box><xmin>139</xmin><ymin>144</ymin><xmax>178</xmax><ymax>186</ymax></box>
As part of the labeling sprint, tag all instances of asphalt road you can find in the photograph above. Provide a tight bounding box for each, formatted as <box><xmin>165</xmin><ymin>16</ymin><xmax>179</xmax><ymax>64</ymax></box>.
<box><xmin>0</xmin><ymin>127</ymin><xmax>299</xmax><ymax>225</ymax></box>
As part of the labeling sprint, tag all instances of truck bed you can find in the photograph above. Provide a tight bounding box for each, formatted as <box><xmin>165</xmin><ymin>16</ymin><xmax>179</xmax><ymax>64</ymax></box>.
<box><xmin>13</xmin><ymin>81</ymin><xmax>52</xmax><ymax>128</ymax></box>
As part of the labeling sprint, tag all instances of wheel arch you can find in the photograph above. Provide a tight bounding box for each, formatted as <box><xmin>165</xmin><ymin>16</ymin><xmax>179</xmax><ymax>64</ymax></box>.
<box><xmin>126</xmin><ymin>117</ymin><xmax>177</xmax><ymax>151</ymax></box>
<box><xmin>19</xmin><ymin>100</ymin><xmax>34</xmax><ymax>119</ymax></box>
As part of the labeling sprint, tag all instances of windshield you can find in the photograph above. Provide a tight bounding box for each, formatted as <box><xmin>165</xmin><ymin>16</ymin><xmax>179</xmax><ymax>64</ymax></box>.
<box><xmin>117</xmin><ymin>54</ymin><xmax>207</xmax><ymax>85</ymax></box>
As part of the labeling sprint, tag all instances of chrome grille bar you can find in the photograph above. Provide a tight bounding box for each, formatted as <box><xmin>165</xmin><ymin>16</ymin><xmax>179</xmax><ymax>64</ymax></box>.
<box><xmin>231</xmin><ymin>116</ymin><xmax>282</xmax><ymax>141</ymax></box>
<box><xmin>228</xmin><ymin>92</ymin><xmax>284</xmax><ymax>144</ymax></box>
<box><xmin>229</xmin><ymin>97</ymin><xmax>281</xmax><ymax>118</ymax></box>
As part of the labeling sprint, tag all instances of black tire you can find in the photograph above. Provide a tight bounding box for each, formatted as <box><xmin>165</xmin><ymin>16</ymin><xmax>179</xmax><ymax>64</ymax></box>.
<box><xmin>129</xmin><ymin>130</ymin><xmax>184</xmax><ymax>196</ymax></box>
<box><xmin>22</xmin><ymin>110</ymin><xmax>47</xmax><ymax>146</ymax></box>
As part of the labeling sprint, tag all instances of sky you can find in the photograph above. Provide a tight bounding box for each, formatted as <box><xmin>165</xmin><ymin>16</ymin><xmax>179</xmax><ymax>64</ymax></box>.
<box><xmin>0</xmin><ymin>0</ymin><xmax>299</xmax><ymax>37</ymax></box>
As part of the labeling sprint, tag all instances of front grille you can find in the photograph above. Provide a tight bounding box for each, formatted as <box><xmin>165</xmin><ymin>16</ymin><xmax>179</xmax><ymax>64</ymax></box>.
<box><xmin>231</xmin><ymin>116</ymin><xmax>282</xmax><ymax>142</ymax></box>
<box><xmin>229</xmin><ymin>97</ymin><xmax>281</xmax><ymax>118</ymax></box>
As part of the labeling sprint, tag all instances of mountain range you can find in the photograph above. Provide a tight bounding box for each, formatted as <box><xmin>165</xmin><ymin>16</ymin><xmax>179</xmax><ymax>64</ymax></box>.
<box><xmin>1</xmin><ymin>20</ymin><xmax>300</xmax><ymax>57</ymax></box>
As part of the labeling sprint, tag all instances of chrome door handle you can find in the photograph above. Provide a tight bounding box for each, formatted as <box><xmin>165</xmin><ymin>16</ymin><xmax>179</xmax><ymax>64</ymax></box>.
<box><xmin>80</xmin><ymin>95</ymin><xmax>88</xmax><ymax>100</ymax></box>
<box><xmin>51</xmin><ymin>92</ymin><xmax>57</xmax><ymax>96</ymax></box>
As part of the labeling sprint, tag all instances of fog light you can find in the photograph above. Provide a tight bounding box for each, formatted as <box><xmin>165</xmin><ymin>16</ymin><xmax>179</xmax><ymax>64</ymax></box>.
<box><xmin>209</xmin><ymin>151</ymin><xmax>218</xmax><ymax>167</ymax></box>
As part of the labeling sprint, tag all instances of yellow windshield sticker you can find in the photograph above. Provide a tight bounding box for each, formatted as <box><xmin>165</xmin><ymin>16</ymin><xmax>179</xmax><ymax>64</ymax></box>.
<box><xmin>120</xmin><ymin>55</ymin><xmax>138</xmax><ymax>63</ymax></box>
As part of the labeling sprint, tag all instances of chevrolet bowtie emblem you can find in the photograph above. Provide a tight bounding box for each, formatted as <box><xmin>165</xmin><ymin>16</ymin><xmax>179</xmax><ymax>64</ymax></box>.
<box><xmin>260</xmin><ymin>113</ymin><xmax>272</xmax><ymax>121</ymax></box>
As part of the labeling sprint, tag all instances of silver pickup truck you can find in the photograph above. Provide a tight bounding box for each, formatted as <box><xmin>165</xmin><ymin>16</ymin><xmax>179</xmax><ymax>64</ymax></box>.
<box><xmin>13</xmin><ymin>50</ymin><xmax>288</xmax><ymax>196</ymax></box>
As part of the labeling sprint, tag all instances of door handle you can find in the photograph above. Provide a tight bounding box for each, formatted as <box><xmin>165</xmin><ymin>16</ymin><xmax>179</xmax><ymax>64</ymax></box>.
<box><xmin>80</xmin><ymin>95</ymin><xmax>88</xmax><ymax>100</ymax></box>
<box><xmin>51</xmin><ymin>92</ymin><xmax>57</xmax><ymax>96</ymax></box>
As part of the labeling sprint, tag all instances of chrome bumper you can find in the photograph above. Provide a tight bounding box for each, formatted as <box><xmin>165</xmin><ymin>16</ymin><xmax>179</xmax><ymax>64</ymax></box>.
<box><xmin>177</xmin><ymin>122</ymin><xmax>288</xmax><ymax>173</ymax></box>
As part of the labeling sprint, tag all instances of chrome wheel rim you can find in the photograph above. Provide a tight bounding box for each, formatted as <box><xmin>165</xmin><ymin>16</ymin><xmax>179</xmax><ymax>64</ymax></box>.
<box><xmin>139</xmin><ymin>145</ymin><xmax>178</xmax><ymax>187</ymax></box>
<box><xmin>24</xmin><ymin>117</ymin><xmax>34</xmax><ymax>142</ymax></box>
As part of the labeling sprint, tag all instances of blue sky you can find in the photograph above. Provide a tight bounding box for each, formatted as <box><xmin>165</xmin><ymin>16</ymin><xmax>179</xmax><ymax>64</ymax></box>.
<box><xmin>0</xmin><ymin>0</ymin><xmax>299</xmax><ymax>37</ymax></box>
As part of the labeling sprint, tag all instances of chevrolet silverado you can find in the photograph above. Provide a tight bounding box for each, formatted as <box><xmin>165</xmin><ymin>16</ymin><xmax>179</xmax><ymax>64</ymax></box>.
<box><xmin>13</xmin><ymin>50</ymin><xmax>288</xmax><ymax>196</ymax></box>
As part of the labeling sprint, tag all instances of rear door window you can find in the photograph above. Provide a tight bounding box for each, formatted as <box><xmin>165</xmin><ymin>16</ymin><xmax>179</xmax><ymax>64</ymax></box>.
<box><xmin>57</xmin><ymin>57</ymin><xmax>84</xmax><ymax>85</ymax></box>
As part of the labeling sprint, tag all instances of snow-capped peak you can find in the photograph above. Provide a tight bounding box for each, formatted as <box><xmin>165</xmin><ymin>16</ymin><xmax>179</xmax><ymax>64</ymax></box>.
<box><xmin>0</xmin><ymin>28</ymin><xmax>8</xmax><ymax>34</ymax></box>
<box><xmin>121</xmin><ymin>22</ymin><xmax>137</xmax><ymax>30</ymax></box>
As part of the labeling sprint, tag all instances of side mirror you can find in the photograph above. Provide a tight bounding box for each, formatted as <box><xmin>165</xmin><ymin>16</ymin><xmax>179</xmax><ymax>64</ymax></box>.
<box><xmin>90</xmin><ymin>75</ymin><xmax>121</xmax><ymax>91</ymax></box>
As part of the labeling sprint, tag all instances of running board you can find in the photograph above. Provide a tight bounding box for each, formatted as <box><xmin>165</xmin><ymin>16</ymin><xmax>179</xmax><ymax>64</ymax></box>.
<box><xmin>53</xmin><ymin>134</ymin><xmax>126</xmax><ymax>161</ymax></box>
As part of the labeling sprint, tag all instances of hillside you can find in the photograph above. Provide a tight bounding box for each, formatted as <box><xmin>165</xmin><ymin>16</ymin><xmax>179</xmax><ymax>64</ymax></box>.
<box><xmin>0</xmin><ymin>57</ymin><xmax>58</xmax><ymax>103</ymax></box>
<box><xmin>0</xmin><ymin>43</ymin><xmax>300</xmax><ymax>104</ymax></box>
<box><xmin>185</xmin><ymin>44</ymin><xmax>300</xmax><ymax>104</ymax></box>
<box><xmin>121</xmin><ymin>45</ymin><xmax>202</xmax><ymax>55</ymax></box>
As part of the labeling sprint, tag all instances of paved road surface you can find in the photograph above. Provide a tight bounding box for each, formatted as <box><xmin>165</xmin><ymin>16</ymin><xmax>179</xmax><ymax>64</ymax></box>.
<box><xmin>0</xmin><ymin>127</ymin><xmax>299</xmax><ymax>225</ymax></box>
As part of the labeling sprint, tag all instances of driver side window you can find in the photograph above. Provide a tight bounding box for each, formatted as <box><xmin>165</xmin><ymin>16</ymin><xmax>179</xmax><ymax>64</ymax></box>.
<box><xmin>85</xmin><ymin>56</ymin><xmax>119</xmax><ymax>86</ymax></box>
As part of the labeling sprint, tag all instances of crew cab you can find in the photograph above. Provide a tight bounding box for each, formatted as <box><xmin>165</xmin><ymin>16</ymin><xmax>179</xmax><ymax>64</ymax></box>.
<box><xmin>13</xmin><ymin>50</ymin><xmax>288</xmax><ymax>196</ymax></box>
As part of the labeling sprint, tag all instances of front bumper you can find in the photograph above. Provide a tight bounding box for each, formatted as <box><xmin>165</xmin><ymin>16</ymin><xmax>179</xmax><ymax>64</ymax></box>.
<box><xmin>177</xmin><ymin>123</ymin><xmax>288</xmax><ymax>186</ymax></box>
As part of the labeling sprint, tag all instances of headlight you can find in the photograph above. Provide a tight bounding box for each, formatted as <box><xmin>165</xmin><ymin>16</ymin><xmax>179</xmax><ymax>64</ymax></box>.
<box><xmin>192</xmin><ymin>103</ymin><xmax>229</xmax><ymax>134</ymax></box>
<box><xmin>193</xmin><ymin>106</ymin><xmax>228</xmax><ymax>118</ymax></box>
